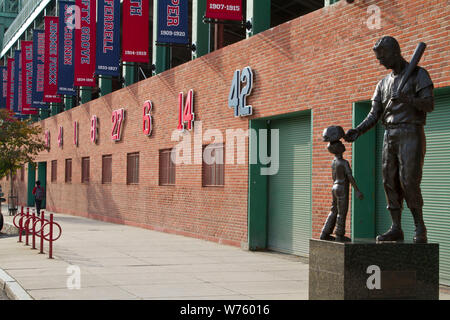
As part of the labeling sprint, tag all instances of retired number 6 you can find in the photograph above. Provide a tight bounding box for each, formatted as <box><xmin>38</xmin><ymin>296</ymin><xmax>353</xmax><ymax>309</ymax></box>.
<box><xmin>143</xmin><ymin>101</ymin><xmax>153</xmax><ymax>136</ymax></box>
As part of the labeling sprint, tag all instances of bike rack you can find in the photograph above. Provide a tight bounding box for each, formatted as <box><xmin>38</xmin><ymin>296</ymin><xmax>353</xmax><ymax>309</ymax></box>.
<box><xmin>13</xmin><ymin>207</ymin><xmax>62</xmax><ymax>259</ymax></box>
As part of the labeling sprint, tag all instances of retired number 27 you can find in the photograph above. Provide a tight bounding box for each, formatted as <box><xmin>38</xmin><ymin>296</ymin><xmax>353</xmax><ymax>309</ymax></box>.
<box><xmin>228</xmin><ymin>66</ymin><xmax>253</xmax><ymax>117</ymax></box>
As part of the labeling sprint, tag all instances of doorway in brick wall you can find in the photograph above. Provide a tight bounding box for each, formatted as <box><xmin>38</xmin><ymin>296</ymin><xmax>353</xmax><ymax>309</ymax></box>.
<box><xmin>37</xmin><ymin>162</ymin><xmax>47</xmax><ymax>209</ymax></box>
<box><xmin>248</xmin><ymin>110</ymin><xmax>312</xmax><ymax>256</ymax></box>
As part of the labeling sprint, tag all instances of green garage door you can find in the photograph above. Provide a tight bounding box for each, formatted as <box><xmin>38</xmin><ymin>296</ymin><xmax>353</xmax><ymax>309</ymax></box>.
<box><xmin>375</xmin><ymin>91</ymin><xmax>450</xmax><ymax>285</ymax></box>
<box><xmin>268</xmin><ymin>115</ymin><xmax>311</xmax><ymax>256</ymax></box>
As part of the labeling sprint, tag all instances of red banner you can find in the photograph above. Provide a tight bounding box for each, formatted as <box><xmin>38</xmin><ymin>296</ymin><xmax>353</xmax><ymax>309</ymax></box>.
<box><xmin>6</xmin><ymin>58</ymin><xmax>14</xmax><ymax>111</ymax></box>
<box><xmin>21</xmin><ymin>41</ymin><xmax>37</xmax><ymax>115</ymax></box>
<box><xmin>75</xmin><ymin>0</ymin><xmax>96</xmax><ymax>87</ymax></box>
<box><xmin>122</xmin><ymin>0</ymin><xmax>149</xmax><ymax>63</ymax></box>
<box><xmin>44</xmin><ymin>17</ymin><xmax>61</xmax><ymax>102</ymax></box>
<box><xmin>205</xmin><ymin>0</ymin><xmax>243</xmax><ymax>21</ymax></box>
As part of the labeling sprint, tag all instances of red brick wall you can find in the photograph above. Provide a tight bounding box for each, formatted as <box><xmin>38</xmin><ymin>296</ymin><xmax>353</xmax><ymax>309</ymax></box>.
<box><xmin>19</xmin><ymin>0</ymin><xmax>449</xmax><ymax>246</ymax></box>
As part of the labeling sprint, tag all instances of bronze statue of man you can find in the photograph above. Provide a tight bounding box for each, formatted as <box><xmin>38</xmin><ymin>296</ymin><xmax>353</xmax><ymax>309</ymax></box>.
<box><xmin>345</xmin><ymin>36</ymin><xmax>434</xmax><ymax>243</ymax></box>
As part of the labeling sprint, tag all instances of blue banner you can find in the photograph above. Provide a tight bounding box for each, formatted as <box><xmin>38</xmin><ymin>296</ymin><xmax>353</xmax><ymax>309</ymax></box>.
<box><xmin>0</xmin><ymin>66</ymin><xmax>6</xmax><ymax>108</ymax></box>
<box><xmin>58</xmin><ymin>1</ymin><xmax>76</xmax><ymax>95</ymax></box>
<box><xmin>13</xmin><ymin>50</ymin><xmax>21</xmax><ymax>113</ymax></box>
<box><xmin>157</xmin><ymin>0</ymin><xmax>189</xmax><ymax>44</ymax></box>
<box><xmin>32</xmin><ymin>30</ymin><xmax>49</xmax><ymax>108</ymax></box>
<box><xmin>96</xmin><ymin>0</ymin><xmax>121</xmax><ymax>76</ymax></box>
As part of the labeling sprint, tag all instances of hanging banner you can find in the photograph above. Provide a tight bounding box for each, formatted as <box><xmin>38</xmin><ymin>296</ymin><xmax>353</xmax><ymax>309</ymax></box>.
<box><xmin>6</xmin><ymin>58</ymin><xmax>14</xmax><ymax>111</ymax></box>
<box><xmin>157</xmin><ymin>0</ymin><xmax>189</xmax><ymax>44</ymax></box>
<box><xmin>96</xmin><ymin>0</ymin><xmax>121</xmax><ymax>76</ymax></box>
<box><xmin>0</xmin><ymin>66</ymin><xmax>6</xmax><ymax>108</ymax></box>
<box><xmin>21</xmin><ymin>41</ymin><xmax>37</xmax><ymax>115</ymax></box>
<box><xmin>44</xmin><ymin>17</ymin><xmax>61</xmax><ymax>103</ymax></box>
<box><xmin>75</xmin><ymin>0</ymin><xmax>96</xmax><ymax>87</ymax></box>
<box><xmin>205</xmin><ymin>0</ymin><xmax>243</xmax><ymax>21</ymax></box>
<box><xmin>58</xmin><ymin>1</ymin><xmax>76</xmax><ymax>96</ymax></box>
<box><xmin>122</xmin><ymin>0</ymin><xmax>149</xmax><ymax>63</ymax></box>
<box><xmin>32</xmin><ymin>30</ymin><xmax>49</xmax><ymax>108</ymax></box>
<box><xmin>13</xmin><ymin>50</ymin><xmax>21</xmax><ymax>113</ymax></box>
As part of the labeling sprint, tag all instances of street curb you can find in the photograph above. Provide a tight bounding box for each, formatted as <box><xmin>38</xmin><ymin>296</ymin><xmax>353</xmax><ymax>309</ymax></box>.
<box><xmin>0</xmin><ymin>268</ymin><xmax>34</xmax><ymax>300</ymax></box>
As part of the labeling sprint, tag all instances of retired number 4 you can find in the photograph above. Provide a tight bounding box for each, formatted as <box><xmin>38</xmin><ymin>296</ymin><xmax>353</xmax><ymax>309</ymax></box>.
<box><xmin>228</xmin><ymin>66</ymin><xmax>253</xmax><ymax>117</ymax></box>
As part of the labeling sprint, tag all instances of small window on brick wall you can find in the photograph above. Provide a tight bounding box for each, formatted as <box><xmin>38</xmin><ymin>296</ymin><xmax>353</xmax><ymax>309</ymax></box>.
<box><xmin>102</xmin><ymin>155</ymin><xmax>112</xmax><ymax>184</ymax></box>
<box><xmin>82</xmin><ymin>157</ymin><xmax>90</xmax><ymax>183</ymax></box>
<box><xmin>159</xmin><ymin>149</ymin><xmax>176</xmax><ymax>186</ymax></box>
<box><xmin>127</xmin><ymin>153</ymin><xmax>139</xmax><ymax>184</ymax></box>
<box><xmin>202</xmin><ymin>144</ymin><xmax>224</xmax><ymax>187</ymax></box>
<box><xmin>51</xmin><ymin>160</ymin><xmax>57</xmax><ymax>183</ymax></box>
<box><xmin>65</xmin><ymin>159</ymin><xmax>72</xmax><ymax>183</ymax></box>
<box><xmin>20</xmin><ymin>166</ymin><xmax>25</xmax><ymax>182</ymax></box>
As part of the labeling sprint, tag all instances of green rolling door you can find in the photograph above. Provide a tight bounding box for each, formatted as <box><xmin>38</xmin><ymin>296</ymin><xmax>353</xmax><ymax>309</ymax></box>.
<box><xmin>267</xmin><ymin>115</ymin><xmax>311</xmax><ymax>256</ymax></box>
<box><xmin>375</xmin><ymin>91</ymin><xmax>450</xmax><ymax>285</ymax></box>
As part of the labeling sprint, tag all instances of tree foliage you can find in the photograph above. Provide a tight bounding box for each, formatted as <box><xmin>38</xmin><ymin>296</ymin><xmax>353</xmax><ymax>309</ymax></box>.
<box><xmin>0</xmin><ymin>109</ymin><xmax>47</xmax><ymax>180</ymax></box>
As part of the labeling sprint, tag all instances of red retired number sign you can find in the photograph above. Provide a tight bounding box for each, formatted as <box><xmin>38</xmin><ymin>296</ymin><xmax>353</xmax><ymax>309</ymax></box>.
<box><xmin>58</xmin><ymin>126</ymin><xmax>63</xmax><ymax>147</ymax></box>
<box><xmin>91</xmin><ymin>115</ymin><xmax>98</xmax><ymax>143</ymax></box>
<box><xmin>74</xmin><ymin>121</ymin><xmax>78</xmax><ymax>146</ymax></box>
<box><xmin>111</xmin><ymin>108</ymin><xmax>125</xmax><ymax>141</ymax></box>
<box><xmin>45</xmin><ymin>130</ymin><xmax>50</xmax><ymax>148</ymax></box>
<box><xmin>177</xmin><ymin>90</ymin><xmax>194</xmax><ymax>131</ymax></box>
<box><xmin>142</xmin><ymin>101</ymin><xmax>153</xmax><ymax>136</ymax></box>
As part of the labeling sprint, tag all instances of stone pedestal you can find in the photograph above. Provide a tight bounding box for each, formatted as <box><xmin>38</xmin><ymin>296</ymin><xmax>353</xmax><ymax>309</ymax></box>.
<box><xmin>309</xmin><ymin>239</ymin><xmax>439</xmax><ymax>300</ymax></box>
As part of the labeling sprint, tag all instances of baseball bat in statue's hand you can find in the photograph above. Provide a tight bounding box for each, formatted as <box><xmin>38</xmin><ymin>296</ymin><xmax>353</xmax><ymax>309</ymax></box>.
<box><xmin>385</xmin><ymin>42</ymin><xmax>427</xmax><ymax>111</ymax></box>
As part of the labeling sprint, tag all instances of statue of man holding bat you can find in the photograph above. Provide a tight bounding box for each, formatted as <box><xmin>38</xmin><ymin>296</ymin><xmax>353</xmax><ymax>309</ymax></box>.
<box><xmin>345</xmin><ymin>36</ymin><xmax>434</xmax><ymax>243</ymax></box>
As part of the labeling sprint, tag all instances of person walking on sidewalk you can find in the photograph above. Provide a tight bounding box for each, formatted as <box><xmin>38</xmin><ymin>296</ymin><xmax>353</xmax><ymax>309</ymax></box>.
<box><xmin>32</xmin><ymin>181</ymin><xmax>45</xmax><ymax>216</ymax></box>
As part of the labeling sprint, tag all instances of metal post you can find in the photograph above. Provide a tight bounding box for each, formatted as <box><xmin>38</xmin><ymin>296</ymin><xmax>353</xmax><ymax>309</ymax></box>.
<box><xmin>31</xmin><ymin>212</ymin><xmax>36</xmax><ymax>249</ymax></box>
<box><xmin>49</xmin><ymin>214</ymin><xmax>53</xmax><ymax>259</ymax></box>
<box><xmin>39</xmin><ymin>211</ymin><xmax>44</xmax><ymax>254</ymax></box>
<box><xmin>18</xmin><ymin>207</ymin><xmax>24</xmax><ymax>243</ymax></box>
<box><xmin>246</xmin><ymin>0</ymin><xmax>271</xmax><ymax>38</ymax></box>
<box><xmin>192</xmin><ymin>0</ymin><xmax>210</xmax><ymax>59</ymax></box>
<box><xmin>25</xmin><ymin>207</ymin><xmax>29</xmax><ymax>246</ymax></box>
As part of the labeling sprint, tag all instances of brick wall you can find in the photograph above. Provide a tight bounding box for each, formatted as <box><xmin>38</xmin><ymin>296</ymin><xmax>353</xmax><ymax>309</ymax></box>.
<box><xmin>9</xmin><ymin>0</ymin><xmax>449</xmax><ymax>247</ymax></box>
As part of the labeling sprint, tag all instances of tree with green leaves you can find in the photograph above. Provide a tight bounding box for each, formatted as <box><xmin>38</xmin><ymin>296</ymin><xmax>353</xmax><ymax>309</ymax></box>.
<box><xmin>0</xmin><ymin>109</ymin><xmax>47</xmax><ymax>222</ymax></box>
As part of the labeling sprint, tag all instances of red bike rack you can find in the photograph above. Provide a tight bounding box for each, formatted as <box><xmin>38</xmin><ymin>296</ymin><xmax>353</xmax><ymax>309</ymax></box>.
<box><xmin>13</xmin><ymin>208</ymin><xmax>62</xmax><ymax>259</ymax></box>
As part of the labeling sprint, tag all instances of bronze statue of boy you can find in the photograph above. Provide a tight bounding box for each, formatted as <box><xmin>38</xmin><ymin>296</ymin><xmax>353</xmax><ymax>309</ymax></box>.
<box><xmin>320</xmin><ymin>126</ymin><xmax>363</xmax><ymax>242</ymax></box>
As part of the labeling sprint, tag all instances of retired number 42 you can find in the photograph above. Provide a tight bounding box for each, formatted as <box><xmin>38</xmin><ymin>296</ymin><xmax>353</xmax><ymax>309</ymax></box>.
<box><xmin>228</xmin><ymin>66</ymin><xmax>253</xmax><ymax>117</ymax></box>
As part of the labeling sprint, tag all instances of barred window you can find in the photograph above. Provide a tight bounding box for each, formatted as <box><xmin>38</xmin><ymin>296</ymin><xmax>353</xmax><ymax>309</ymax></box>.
<box><xmin>127</xmin><ymin>153</ymin><xmax>139</xmax><ymax>184</ymax></box>
<box><xmin>102</xmin><ymin>155</ymin><xmax>112</xmax><ymax>184</ymax></box>
<box><xmin>202</xmin><ymin>144</ymin><xmax>224</xmax><ymax>187</ymax></box>
<box><xmin>159</xmin><ymin>149</ymin><xmax>176</xmax><ymax>186</ymax></box>
<box><xmin>65</xmin><ymin>159</ymin><xmax>72</xmax><ymax>183</ymax></box>
<box><xmin>51</xmin><ymin>160</ymin><xmax>57</xmax><ymax>183</ymax></box>
<box><xmin>81</xmin><ymin>157</ymin><xmax>90</xmax><ymax>183</ymax></box>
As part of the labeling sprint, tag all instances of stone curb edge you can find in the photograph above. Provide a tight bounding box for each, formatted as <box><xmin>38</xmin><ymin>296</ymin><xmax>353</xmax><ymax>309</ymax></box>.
<box><xmin>0</xmin><ymin>268</ymin><xmax>34</xmax><ymax>300</ymax></box>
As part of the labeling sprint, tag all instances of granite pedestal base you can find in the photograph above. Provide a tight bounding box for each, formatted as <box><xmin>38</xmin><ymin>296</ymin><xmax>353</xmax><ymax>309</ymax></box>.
<box><xmin>309</xmin><ymin>239</ymin><xmax>439</xmax><ymax>300</ymax></box>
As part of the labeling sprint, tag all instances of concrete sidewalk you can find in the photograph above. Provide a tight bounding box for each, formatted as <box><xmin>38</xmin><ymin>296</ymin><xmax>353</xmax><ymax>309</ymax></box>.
<box><xmin>0</xmin><ymin>207</ymin><xmax>308</xmax><ymax>300</ymax></box>
<box><xmin>1</xmin><ymin>206</ymin><xmax>449</xmax><ymax>300</ymax></box>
